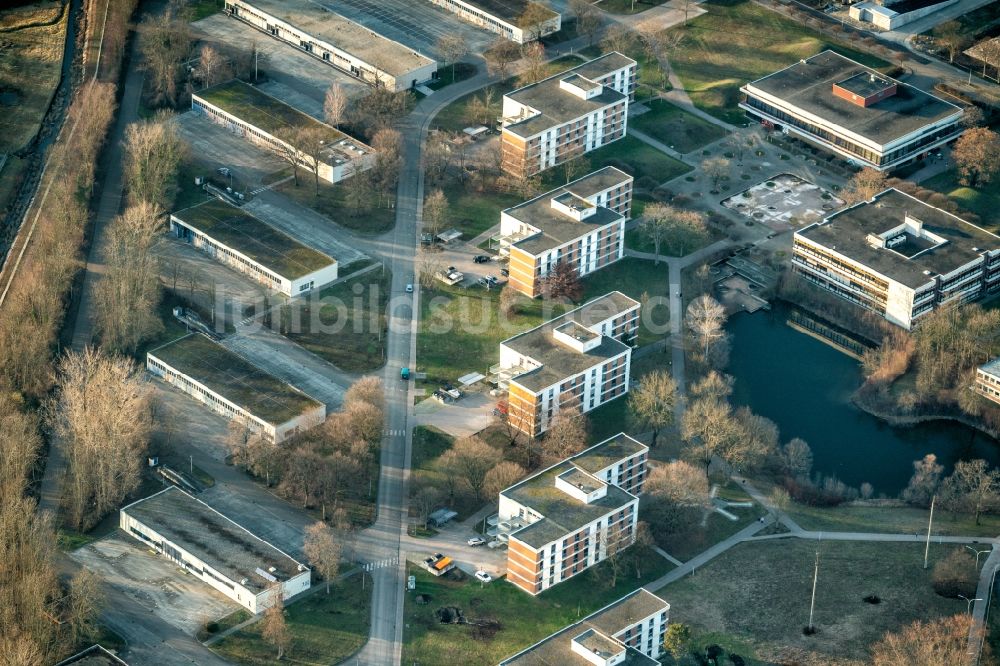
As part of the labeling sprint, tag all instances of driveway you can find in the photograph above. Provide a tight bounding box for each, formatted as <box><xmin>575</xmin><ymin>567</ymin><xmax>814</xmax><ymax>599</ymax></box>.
<box><xmin>71</xmin><ymin>534</ymin><xmax>239</xmax><ymax>636</ymax></box>
<box><xmin>175</xmin><ymin>112</ymin><xmax>287</xmax><ymax>191</ymax></box>
<box><xmin>413</xmin><ymin>389</ymin><xmax>495</xmax><ymax>439</ymax></box>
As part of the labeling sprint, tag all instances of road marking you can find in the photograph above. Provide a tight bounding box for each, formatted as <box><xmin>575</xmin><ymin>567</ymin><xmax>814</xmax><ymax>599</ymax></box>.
<box><xmin>361</xmin><ymin>556</ymin><xmax>399</xmax><ymax>572</ymax></box>
<box><xmin>383</xmin><ymin>429</ymin><xmax>406</xmax><ymax>437</ymax></box>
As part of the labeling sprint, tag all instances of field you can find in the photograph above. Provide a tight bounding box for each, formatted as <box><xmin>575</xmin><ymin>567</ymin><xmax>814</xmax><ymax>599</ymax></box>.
<box><xmin>281</xmin><ymin>266</ymin><xmax>388</xmax><ymax>373</ymax></box>
<box><xmin>786</xmin><ymin>500</ymin><xmax>1000</xmax><ymax>538</ymax></box>
<box><xmin>542</xmin><ymin>135</ymin><xmax>691</xmax><ymax>189</ymax></box>
<box><xmin>210</xmin><ymin>576</ymin><xmax>371</xmax><ymax>666</ymax></box>
<box><xmin>442</xmin><ymin>180</ymin><xmax>521</xmax><ymax>239</ymax></box>
<box><xmin>274</xmin><ymin>175</ymin><xmax>396</xmax><ymax>235</ymax></box>
<box><xmin>661</xmin><ymin>539</ymin><xmax>967</xmax><ymax>664</ymax></box>
<box><xmin>630</xmin><ymin>99</ymin><xmax>728</xmax><ymax>154</ymax></box>
<box><xmin>581</xmin><ymin>258</ymin><xmax>670</xmax><ymax>347</ymax></box>
<box><xmin>923</xmin><ymin>169</ymin><xmax>1000</xmax><ymax>232</ymax></box>
<box><xmin>402</xmin><ymin>548</ymin><xmax>673</xmax><ymax>666</ymax></box>
<box><xmin>666</xmin><ymin>0</ymin><xmax>891</xmax><ymax>125</ymax></box>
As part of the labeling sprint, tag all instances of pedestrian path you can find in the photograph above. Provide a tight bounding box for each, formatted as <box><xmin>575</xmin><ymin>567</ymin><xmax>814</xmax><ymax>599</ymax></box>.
<box><xmin>248</xmin><ymin>174</ymin><xmax>293</xmax><ymax>196</ymax></box>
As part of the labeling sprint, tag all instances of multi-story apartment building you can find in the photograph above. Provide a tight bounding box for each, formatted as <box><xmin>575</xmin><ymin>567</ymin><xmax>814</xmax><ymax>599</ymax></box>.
<box><xmin>499</xmin><ymin>167</ymin><xmax>633</xmax><ymax>297</ymax></box>
<box><xmin>974</xmin><ymin>359</ymin><xmax>1000</xmax><ymax>406</ymax></box>
<box><xmin>121</xmin><ymin>487</ymin><xmax>311</xmax><ymax>614</ymax></box>
<box><xmin>147</xmin><ymin>334</ymin><xmax>326</xmax><ymax>443</ymax></box>
<box><xmin>499</xmin><ymin>433</ymin><xmax>648</xmax><ymax>595</ymax></box>
<box><xmin>499</xmin><ymin>589</ymin><xmax>669</xmax><ymax>664</ymax></box>
<box><xmin>223</xmin><ymin>0</ymin><xmax>437</xmax><ymax>91</ymax></box>
<box><xmin>740</xmin><ymin>50</ymin><xmax>963</xmax><ymax>171</ymax></box>
<box><xmin>424</xmin><ymin>0</ymin><xmax>560</xmax><ymax>43</ymax></box>
<box><xmin>170</xmin><ymin>199</ymin><xmax>338</xmax><ymax>297</ymax></box>
<box><xmin>501</xmin><ymin>53</ymin><xmax>637</xmax><ymax>177</ymax></box>
<box><xmin>494</xmin><ymin>291</ymin><xmax>639</xmax><ymax>437</ymax></box>
<box><xmin>192</xmin><ymin>80</ymin><xmax>373</xmax><ymax>185</ymax></box>
<box><xmin>792</xmin><ymin>188</ymin><xmax>1000</xmax><ymax>329</ymax></box>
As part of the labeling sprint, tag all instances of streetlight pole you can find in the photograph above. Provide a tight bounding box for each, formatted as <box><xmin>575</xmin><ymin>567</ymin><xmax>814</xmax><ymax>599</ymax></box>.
<box><xmin>807</xmin><ymin>551</ymin><xmax>819</xmax><ymax>633</ymax></box>
<box><xmin>966</xmin><ymin>545</ymin><xmax>991</xmax><ymax>570</ymax></box>
<box><xmin>959</xmin><ymin>594</ymin><xmax>983</xmax><ymax>616</ymax></box>
<box><xmin>924</xmin><ymin>495</ymin><xmax>936</xmax><ymax>569</ymax></box>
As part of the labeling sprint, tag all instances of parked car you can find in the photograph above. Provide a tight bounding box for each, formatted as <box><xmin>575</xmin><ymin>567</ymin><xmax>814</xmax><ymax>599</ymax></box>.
<box><xmin>500</xmin><ymin>268</ymin><xmax>509</xmax><ymax>277</ymax></box>
<box><xmin>473</xmin><ymin>255</ymin><xmax>490</xmax><ymax>264</ymax></box>
<box><xmin>405</xmin><ymin>283</ymin><xmax>414</xmax><ymax>293</ymax></box>
<box><xmin>467</xmin><ymin>536</ymin><xmax>486</xmax><ymax>547</ymax></box>
<box><xmin>401</xmin><ymin>367</ymin><xmax>411</xmax><ymax>380</ymax></box>
<box><xmin>475</xmin><ymin>570</ymin><xmax>492</xmax><ymax>583</ymax></box>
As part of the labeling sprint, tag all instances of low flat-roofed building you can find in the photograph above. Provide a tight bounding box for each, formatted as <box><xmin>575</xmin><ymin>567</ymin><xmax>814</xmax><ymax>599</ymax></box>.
<box><xmin>499</xmin><ymin>589</ymin><xmax>668</xmax><ymax>663</ymax></box>
<box><xmin>500</xmin><ymin>167</ymin><xmax>633</xmax><ymax>297</ymax></box>
<box><xmin>499</xmin><ymin>433</ymin><xmax>648</xmax><ymax>595</ymax></box>
<box><xmin>170</xmin><ymin>199</ymin><xmax>337</xmax><ymax>297</ymax></box>
<box><xmin>223</xmin><ymin>0</ymin><xmax>437</xmax><ymax>91</ymax></box>
<box><xmin>192</xmin><ymin>79</ymin><xmax>373</xmax><ymax>184</ymax></box>
<box><xmin>502</xmin><ymin>53</ymin><xmax>637</xmax><ymax>177</ymax></box>
<box><xmin>147</xmin><ymin>334</ymin><xmax>326</xmax><ymax>443</ymax></box>
<box><xmin>424</xmin><ymin>0</ymin><xmax>560</xmax><ymax>43</ymax></box>
<box><xmin>740</xmin><ymin>50</ymin><xmax>963</xmax><ymax>171</ymax></box>
<box><xmin>55</xmin><ymin>645</ymin><xmax>129</xmax><ymax>666</ymax></box>
<box><xmin>120</xmin><ymin>487</ymin><xmax>311</xmax><ymax>613</ymax></box>
<box><xmin>793</xmin><ymin>188</ymin><xmax>1000</xmax><ymax>329</ymax></box>
<box><xmin>495</xmin><ymin>292</ymin><xmax>639</xmax><ymax>437</ymax></box>
<box><xmin>975</xmin><ymin>359</ymin><xmax>1000</xmax><ymax>406</ymax></box>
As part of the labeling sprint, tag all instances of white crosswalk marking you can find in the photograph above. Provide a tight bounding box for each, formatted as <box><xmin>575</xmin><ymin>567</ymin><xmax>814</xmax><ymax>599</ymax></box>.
<box><xmin>361</xmin><ymin>556</ymin><xmax>398</xmax><ymax>572</ymax></box>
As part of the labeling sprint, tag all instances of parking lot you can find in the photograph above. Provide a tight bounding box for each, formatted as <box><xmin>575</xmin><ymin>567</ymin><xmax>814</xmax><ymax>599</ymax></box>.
<box><xmin>192</xmin><ymin>14</ymin><xmax>369</xmax><ymax>105</ymax></box>
<box><xmin>406</xmin><ymin>517</ymin><xmax>508</xmax><ymax>580</ymax></box>
<box><xmin>316</xmin><ymin>0</ymin><xmax>494</xmax><ymax>61</ymax></box>
<box><xmin>427</xmin><ymin>240</ymin><xmax>507</xmax><ymax>291</ymax></box>
<box><xmin>176</xmin><ymin>112</ymin><xmax>287</xmax><ymax>193</ymax></box>
<box><xmin>71</xmin><ymin>534</ymin><xmax>239</xmax><ymax>635</ymax></box>
<box><xmin>414</xmin><ymin>388</ymin><xmax>495</xmax><ymax>438</ymax></box>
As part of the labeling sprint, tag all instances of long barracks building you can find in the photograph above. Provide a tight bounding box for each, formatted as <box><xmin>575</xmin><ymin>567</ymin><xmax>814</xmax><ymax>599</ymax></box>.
<box><xmin>425</xmin><ymin>0</ymin><xmax>560</xmax><ymax>43</ymax></box>
<box><xmin>501</xmin><ymin>53</ymin><xmax>637</xmax><ymax>177</ymax></box>
<box><xmin>740</xmin><ymin>51</ymin><xmax>963</xmax><ymax>171</ymax></box>
<box><xmin>500</xmin><ymin>167</ymin><xmax>633</xmax><ymax>297</ymax></box>
<box><xmin>223</xmin><ymin>0</ymin><xmax>437</xmax><ymax>91</ymax></box>
<box><xmin>792</xmin><ymin>188</ymin><xmax>1000</xmax><ymax>329</ymax></box>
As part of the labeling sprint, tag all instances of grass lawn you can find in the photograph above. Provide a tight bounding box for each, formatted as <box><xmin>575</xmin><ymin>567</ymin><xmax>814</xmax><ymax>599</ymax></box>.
<box><xmin>630</xmin><ymin>99</ymin><xmax>727</xmax><ymax>154</ymax></box>
<box><xmin>0</xmin><ymin>155</ymin><xmax>29</xmax><ymax>220</ymax></box>
<box><xmin>585</xmin><ymin>396</ymin><xmax>631</xmax><ymax>444</ymax></box>
<box><xmin>417</xmin><ymin>285</ymin><xmax>570</xmax><ymax>385</ymax></box>
<box><xmin>211</xmin><ymin>575</ymin><xmax>371</xmax><ymax>666</ymax></box>
<box><xmin>544</xmin><ymin>135</ymin><xmax>690</xmax><ymax>189</ymax></box>
<box><xmin>403</xmin><ymin>548</ymin><xmax>673</xmax><ymax>666</ymax></box>
<box><xmin>667</xmin><ymin>499</ymin><xmax>759</xmax><ymax>562</ymax></box>
<box><xmin>625</xmin><ymin>223</ymin><xmax>725</xmax><ymax>257</ymax></box>
<box><xmin>666</xmin><ymin>0</ymin><xmax>891</xmax><ymax>125</ymax></box>
<box><xmin>428</xmin><ymin>63</ymin><xmax>478</xmax><ymax>91</ymax></box>
<box><xmin>442</xmin><ymin>180</ymin><xmax>521</xmax><ymax>239</ymax></box>
<box><xmin>188</xmin><ymin>0</ymin><xmax>223</xmax><ymax>20</ymax></box>
<box><xmin>598</xmin><ymin>0</ymin><xmax>671</xmax><ymax>15</ymax></box>
<box><xmin>785</xmin><ymin>501</ymin><xmax>1000</xmax><ymax>538</ymax></box>
<box><xmin>274</xmin><ymin>175</ymin><xmax>396</xmax><ymax>235</ymax></box>
<box><xmin>581</xmin><ymin>258</ymin><xmax>670</xmax><ymax>347</ymax></box>
<box><xmin>198</xmin><ymin>609</ymin><xmax>253</xmax><ymax>642</ymax></box>
<box><xmin>282</xmin><ymin>267</ymin><xmax>389</xmax><ymax>373</ymax></box>
<box><xmin>0</xmin><ymin>2</ymin><xmax>67</xmax><ymax>153</ymax></box>
<box><xmin>923</xmin><ymin>169</ymin><xmax>1000</xmax><ymax>232</ymax></box>
<box><xmin>660</xmin><ymin>539</ymin><xmax>966</xmax><ymax>664</ymax></box>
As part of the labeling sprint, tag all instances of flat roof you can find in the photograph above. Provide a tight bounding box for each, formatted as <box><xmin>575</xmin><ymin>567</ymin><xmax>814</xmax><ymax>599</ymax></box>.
<box><xmin>744</xmin><ymin>50</ymin><xmax>961</xmax><ymax>147</ymax></box>
<box><xmin>237</xmin><ymin>0</ymin><xmax>434</xmax><ymax>76</ymax></box>
<box><xmin>505</xmin><ymin>461</ymin><xmax>636</xmax><ymax>548</ymax></box>
<box><xmin>55</xmin><ymin>646</ymin><xmax>129</xmax><ymax>666</ymax></box>
<box><xmin>173</xmin><ymin>199</ymin><xmax>335</xmax><ymax>279</ymax></box>
<box><xmin>980</xmin><ymin>358</ymin><xmax>1000</xmax><ymax>380</ymax></box>
<box><xmin>194</xmin><ymin>80</ymin><xmax>371</xmax><ymax>166</ymax></box>
<box><xmin>506</xmin><ymin>167</ymin><xmax>631</xmax><ymax>255</ymax></box>
<box><xmin>797</xmin><ymin>188</ymin><xmax>1000</xmax><ymax>289</ymax></box>
<box><xmin>122</xmin><ymin>487</ymin><xmax>306</xmax><ymax>593</ymax></box>
<box><xmin>503</xmin><ymin>292</ymin><xmax>638</xmax><ymax>392</ymax></box>
<box><xmin>571</xmin><ymin>433</ymin><xmax>646</xmax><ymax>475</ymax></box>
<box><xmin>499</xmin><ymin>589</ymin><xmax>667</xmax><ymax>665</ymax></box>
<box><xmin>149</xmin><ymin>334</ymin><xmax>323</xmax><ymax>425</ymax></box>
<box><xmin>457</xmin><ymin>0</ymin><xmax>558</xmax><ymax>23</ymax></box>
<box><xmin>504</xmin><ymin>53</ymin><xmax>635</xmax><ymax>139</ymax></box>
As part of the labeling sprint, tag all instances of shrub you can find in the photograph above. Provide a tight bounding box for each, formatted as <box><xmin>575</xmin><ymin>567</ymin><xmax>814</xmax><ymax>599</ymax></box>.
<box><xmin>206</xmin><ymin>622</ymin><xmax>219</xmax><ymax>634</ymax></box>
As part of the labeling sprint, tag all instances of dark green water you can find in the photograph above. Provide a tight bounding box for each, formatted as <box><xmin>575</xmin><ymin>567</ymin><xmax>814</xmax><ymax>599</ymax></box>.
<box><xmin>727</xmin><ymin>302</ymin><xmax>999</xmax><ymax>495</ymax></box>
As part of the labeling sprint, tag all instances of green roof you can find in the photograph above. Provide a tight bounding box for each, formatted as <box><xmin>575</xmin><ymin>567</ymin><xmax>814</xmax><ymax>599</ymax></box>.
<box><xmin>149</xmin><ymin>334</ymin><xmax>323</xmax><ymax>425</ymax></box>
<box><xmin>572</xmin><ymin>434</ymin><xmax>647</xmax><ymax>475</ymax></box>
<box><xmin>195</xmin><ymin>79</ymin><xmax>346</xmax><ymax>146</ymax></box>
<box><xmin>173</xmin><ymin>199</ymin><xmax>334</xmax><ymax>280</ymax></box>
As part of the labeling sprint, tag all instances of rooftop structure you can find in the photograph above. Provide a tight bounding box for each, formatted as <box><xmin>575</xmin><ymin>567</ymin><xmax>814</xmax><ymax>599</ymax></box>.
<box><xmin>498</xmin><ymin>434</ymin><xmax>648</xmax><ymax>594</ymax></box>
<box><xmin>424</xmin><ymin>0</ymin><xmax>560</xmax><ymax>43</ymax></box>
<box><xmin>170</xmin><ymin>199</ymin><xmax>337</xmax><ymax>296</ymax></box>
<box><xmin>975</xmin><ymin>358</ymin><xmax>1000</xmax><ymax>407</ymax></box>
<box><xmin>501</xmin><ymin>53</ymin><xmax>637</xmax><ymax>176</ymax></box>
<box><xmin>740</xmin><ymin>51</ymin><xmax>963</xmax><ymax>171</ymax></box>
<box><xmin>120</xmin><ymin>487</ymin><xmax>311</xmax><ymax>613</ymax></box>
<box><xmin>793</xmin><ymin>188</ymin><xmax>1000</xmax><ymax>329</ymax></box>
<box><xmin>55</xmin><ymin>645</ymin><xmax>129</xmax><ymax>666</ymax></box>
<box><xmin>147</xmin><ymin>334</ymin><xmax>325</xmax><ymax>442</ymax></box>
<box><xmin>224</xmin><ymin>0</ymin><xmax>436</xmax><ymax>91</ymax></box>
<box><xmin>499</xmin><ymin>589</ymin><xmax>669</xmax><ymax>664</ymax></box>
<box><xmin>501</xmin><ymin>167</ymin><xmax>633</xmax><ymax>297</ymax></box>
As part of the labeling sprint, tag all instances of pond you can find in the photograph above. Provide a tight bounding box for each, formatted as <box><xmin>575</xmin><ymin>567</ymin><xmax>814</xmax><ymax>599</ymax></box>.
<box><xmin>727</xmin><ymin>302</ymin><xmax>998</xmax><ymax>495</ymax></box>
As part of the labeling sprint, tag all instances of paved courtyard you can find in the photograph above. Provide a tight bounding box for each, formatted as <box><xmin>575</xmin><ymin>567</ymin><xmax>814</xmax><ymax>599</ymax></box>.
<box><xmin>413</xmin><ymin>389</ymin><xmax>495</xmax><ymax>439</ymax></box>
<box><xmin>721</xmin><ymin>173</ymin><xmax>844</xmax><ymax>231</ymax></box>
<box><xmin>71</xmin><ymin>534</ymin><xmax>239</xmax><ymax>635</ymax></box>
<box><xmin>176</xmin><ymin>112</ymin><xmax>287</xmax><ymax>192</ymax></box>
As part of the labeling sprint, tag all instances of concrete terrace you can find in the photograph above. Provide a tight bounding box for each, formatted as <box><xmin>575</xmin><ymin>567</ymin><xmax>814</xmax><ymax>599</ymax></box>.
<box><xmin>148</xmin><ymin>333</ymin><xmax>323</xmax><ymax>425</ymax></box>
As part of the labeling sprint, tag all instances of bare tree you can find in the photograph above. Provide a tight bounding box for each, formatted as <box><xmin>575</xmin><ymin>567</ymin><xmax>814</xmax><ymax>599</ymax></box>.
<box><xmin>138</xmin><ymin>9</ymin><xmax>192</xmax><ymax>107</ymax></box>
<box><xmin>541</xmin><ymin>261</ymin><xmax>583</xmax><ymax>302</ymax></box>
<box><xmin>0</xmin><ymin>394</ymin><xmax>41</xmax><ymax>504</ymax></box>
<box><xmin>293</xmin><ymin>126</ymin><xmax>331</xmax><ymax>196</ymax></box>
<box><xmin>123</xmin><ymin>113</ymin><xmax>184</xmax><ymax>210</ymax></box>
<box><xmin>371</xmin><ymin>128</ymin><xmax>404</xmax><ymax>208</ymax></box>
<box><xmin>323</xmin><ymin>83</ymin><xmax>348</xmax><ymax>129</ymax></box>
<box><xmin>196</xmin><ymin>44</ymin><xmax>231</xmax><ymax>88</ymax></box>
<box><xmin>52</xmin><ymin>348</ymin><xmax>153</xmax><ymax>531</ymax></box>
<box><xmin>518</xmin><ymin>2</ymin><xmax>556</xmax><ymax>42</ymax></box>
<box><xmin>303</xmin><ymin>522</ymin><xmax>343</xmax><ymax>593</ymax></box>
<box><xmin>484</xmin><ymin>38</ymin><xmax>520</xmax><ymax>80</ymax></box>
<box><xmin>562</xmin><ymin>154</ymin><xmax>591</xmax><ymax>185</ymax></box>
<box><xmin>423</xmin><ymin>189</ymin><xmax>449</xmax><ymax>238</ymax></box>
<box><xmin>871</xmin><ymin>615</ymin><xmax>979</xmax><ymax>665</ymax></box>
<box><xmin>933</xmin><ymin>21</ymin><xmax>969</xmax><ymax>63</ymax></box>
<box><xmin>351</xmin><ymin>87</ymin><xmax>410</xmax><ymax>137</ymax></box>
<box><xmin>627</xmin><ymin>369</ymin><xmax>677</xmax><ymax>447</ymax></box>
<box><xmin>641</xmin><ymin>203</ymin><xmax>708</xmax><ymax>260</ymax></box>
<box><xmin>685</xmin><ymin>295</ymin><xmax>726</xmax><ymax>356</ymax></box>
<box><xmin>499</xmin><ymin>285</ymin><xmax>519</xmax><ymax>318</ymax></box>
<box><xmin>261</xmin><ymin>595</ymin><xmax>291</xmax><ymax>659</ymax></box>
<box><xmin>901</xmin><ymin>454</ymin><xmax>943</xmax><ymax>507</ymax></box>
<box><xmin>440</xmin><ymin>436</ymin><xmax>502</xmax><ymax>501</ymax></box>
<box><xmin>412</xmin><ymin>481</ymin><xmax>443</xmax><ymax>529</ymax></box>
<box><xmin>689</xmin><ymin>370</ymin><xmax>733</xmax><ymax>402</ymax></box>
<box><xmin>344</xmin><ymin>375</ymin><xmax>384</xmax><ymax>412</ymax></box>
<box><xmin>701</xmin><ymin>157</ymin><xmax>729</xmax><ymax>191</ymax></box>
<box><xmin>954</xmin><ymin>127</ymin><xmax>1000</xmax><ymax>188</ymax></box>
<box><xmin>570</xmin><ymin>0</ymin><xmax>601</xmax><ymax>46</ymax></box>
<box><xmin>681</xmin><ymin>397</ymin><xmax>756</xmax><ymax>471</ymax></box>
<box><xmin>520</xmin><ymin>42</ymin><xmax>547</xmax><ymax>85</ymax></box>
<box><xmin>781</xmin><ymin>437</ymin><xmax>813</xmax><ymax>478</ymax></box>
<box><xmin>437</xmin><ymin>34</ymin><xmax>469</xmax><ymax>81</ymax></box>
<box><xmin>645</xmin><ymin>460</ymin><xmax>711</xmax><ymax>507</ymax></box>
<box><xmin>65</xmin><ymin>568</ymin><xmax>104</xmax><ymax>645</ymax></box>
<box><xmin>842</xmin><ymin>167</ymin><xmax>888</xmax><ymax>205</ymax></box>
<box><xmin>484</xmin><ymin>461</ymin><xmax>528</xmax><ymax>497</ymax></box>
<box><xmin>602</xmin><ymin>25</ymin><xmax>638</xmax><ymax>55</ymax></box>
<box><xmin>542</xmin><ymin>406</ymin><xmax>588</xmax><ymax>462</ymax></box>
<box><xmin>941</xmin><ymin>459</ymin><xmax>1000</xmax><ymax>525</ymax></box>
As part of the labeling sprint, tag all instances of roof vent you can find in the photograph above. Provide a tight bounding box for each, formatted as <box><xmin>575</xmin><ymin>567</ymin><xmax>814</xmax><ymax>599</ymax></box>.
<box><xmin>973</xmin><ymin>247</ymin><xmax>980</xmax><ymax>252</ymax></box>
<box><xmin>240</xmin><ymin>578</ymin><xmax>249</xmax><ymax>585</ymax></box>
<box><xmin>923</xmin><ymin>270</ymin><xmax>932</xmax><ymax>275</ymax></box>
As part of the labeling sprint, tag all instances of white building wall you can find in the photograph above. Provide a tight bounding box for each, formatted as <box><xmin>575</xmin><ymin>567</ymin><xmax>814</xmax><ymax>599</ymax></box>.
<box><xmin>423</xmin><ymin>0</ymin><xmax>560</xmax><ymax>43</ymax></box>
<box><xmin>613</xmin><ymin>605</ymin><xmax>670</xmax><ymax>658</ymax></box>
